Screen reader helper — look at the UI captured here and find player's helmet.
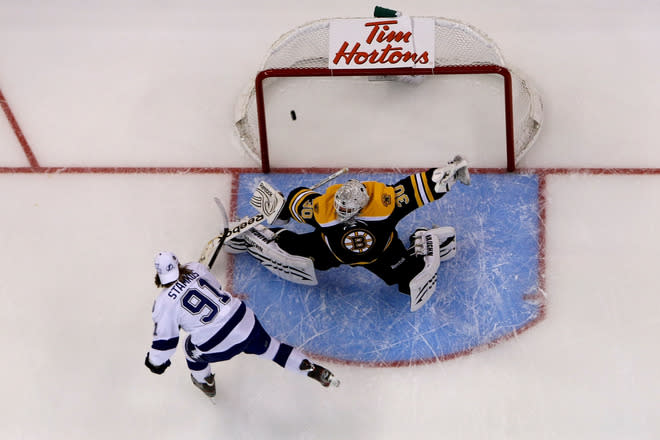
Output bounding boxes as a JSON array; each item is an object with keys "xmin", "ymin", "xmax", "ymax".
[
  {"xmin": 154, "ymin": 251, "xmax": 180, "ymax": 284},
  {"xmin": 334, "ymin": 180, "xmax": 369, "ymax": 221}
]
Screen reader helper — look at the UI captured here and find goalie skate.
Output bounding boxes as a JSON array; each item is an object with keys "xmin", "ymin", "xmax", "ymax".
[
  {"xmin": 408, "ymin": 226, "xmax": 456, "ymax": 312},
  {"xmin": 300, "ymin": 359, "xmax": 340, "ymax": 388}
]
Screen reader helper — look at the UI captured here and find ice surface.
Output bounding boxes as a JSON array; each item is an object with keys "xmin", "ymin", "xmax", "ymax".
[{"xmin": 1, "ymin": 1, "xmax": 659, "ymax": 439}]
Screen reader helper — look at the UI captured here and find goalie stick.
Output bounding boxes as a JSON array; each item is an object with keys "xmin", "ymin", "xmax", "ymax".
[
  {"xmin": 199, "ymin": 168, "xmax": 349, "ymax": 266},
  {"xmin": 307, "ymin": 167, "xmax": 349, "ymax": 191}
]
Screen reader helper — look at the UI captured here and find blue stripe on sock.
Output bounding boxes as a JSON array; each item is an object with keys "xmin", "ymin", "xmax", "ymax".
[{"xmin": 273, "ymin": 344, "xmax": 294, "ymax": 368}]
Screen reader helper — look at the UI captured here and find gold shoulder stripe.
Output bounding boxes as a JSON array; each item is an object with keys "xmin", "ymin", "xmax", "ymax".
[
  {"xmin": 420, "ymin": 171, "xmax": 435, "ymax": 202},
  {"xmin": 410, "ymin": 175, "xmax": 423, "ymax": 207}
]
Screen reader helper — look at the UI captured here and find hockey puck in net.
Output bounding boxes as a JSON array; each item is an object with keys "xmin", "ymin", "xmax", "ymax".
[{"xmin": 290, "ymin": 110, "xmax": 297, "ymax": 121}]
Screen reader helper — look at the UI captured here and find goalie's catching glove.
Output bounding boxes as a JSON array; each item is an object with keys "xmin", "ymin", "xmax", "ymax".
[{"xmin": 431, "ymin": 155, "xmax": 471, "ymax": 193}]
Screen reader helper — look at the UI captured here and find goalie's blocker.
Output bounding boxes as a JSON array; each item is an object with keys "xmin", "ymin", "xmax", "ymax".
[{"xmin": 250, "ymin": 181, "xmax": 286, "ymax": 224}]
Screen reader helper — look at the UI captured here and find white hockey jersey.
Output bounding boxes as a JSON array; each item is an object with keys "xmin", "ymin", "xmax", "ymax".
[{"xmin": 148, "ymin": 262, "xmax": 252, "ymax": 366}]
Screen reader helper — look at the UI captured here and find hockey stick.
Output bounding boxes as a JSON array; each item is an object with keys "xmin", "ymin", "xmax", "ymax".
[
  {"xmin": 200, "ymin": 168, "xmax": 349, "ymax": 265},
  {"xmin": 199, "ymin": 197, "xmax": 230, "ymax": 268},
  {"xmin": 207, "ymin": 197, "xmax": 230, "ymax": 269},
  {"xmin": 308, "ymin": 167, "xmax": 349, "ymax": 191}
]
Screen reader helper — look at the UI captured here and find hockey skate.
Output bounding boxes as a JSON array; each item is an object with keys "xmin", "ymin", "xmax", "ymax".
[
  {"xmin": 299, "ymin": 359, "xmax": 340, "ymax": 388},
  {"xmin": 191, "ymin": 373, "xmax": 216, "ymax": 398}
]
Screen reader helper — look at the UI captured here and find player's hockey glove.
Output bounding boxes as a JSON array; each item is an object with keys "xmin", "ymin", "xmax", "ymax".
[{"xmin": 144, "ymin": 353, "xmax": 171, "ymax": 375}]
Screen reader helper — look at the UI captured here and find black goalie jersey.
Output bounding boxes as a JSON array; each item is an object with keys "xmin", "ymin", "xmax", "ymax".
[{"xmin": 279, "ymin": 169, "xmax": 448, "ymax": 266}]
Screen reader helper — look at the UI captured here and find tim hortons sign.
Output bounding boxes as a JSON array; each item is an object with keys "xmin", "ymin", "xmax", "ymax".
[{"xmin": 328, "ymin": 17, "xmax": 435, "ymax": 69}]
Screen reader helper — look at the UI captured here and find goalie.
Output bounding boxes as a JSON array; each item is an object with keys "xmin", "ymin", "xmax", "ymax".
[{"xmin": 227, "ymin": 156, "xmax": 471, "ymax": 311}]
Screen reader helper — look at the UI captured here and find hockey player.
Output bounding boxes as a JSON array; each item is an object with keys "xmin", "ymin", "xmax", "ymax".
[
  {"xmin": 227, "ymin": 155, "xmax": 471, "ymax": 311},
  {"xmin": 144, "ymin": 251, "xmax": 339, "ymax": 398}
]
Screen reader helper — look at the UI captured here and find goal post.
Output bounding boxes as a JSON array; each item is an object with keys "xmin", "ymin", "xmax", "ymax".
[{"xmin": 235, "ymin": 16, "xmax": 543, "ymax": 173}]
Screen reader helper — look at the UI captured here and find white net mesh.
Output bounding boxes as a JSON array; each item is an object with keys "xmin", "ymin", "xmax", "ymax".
[{"xmin": 235, "ymin": 17, "xmax": 542, "ymax": 170}]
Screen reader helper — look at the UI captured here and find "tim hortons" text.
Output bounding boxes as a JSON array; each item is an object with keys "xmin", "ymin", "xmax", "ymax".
[{"xmin": 332, "ymin": 20, "xmax": 430, "ymax": 66}]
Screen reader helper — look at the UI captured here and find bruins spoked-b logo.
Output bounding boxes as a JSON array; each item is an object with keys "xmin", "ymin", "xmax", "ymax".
[{"xmin": 342, "ymin": 229, "xmax": 375, "ymax": 254}]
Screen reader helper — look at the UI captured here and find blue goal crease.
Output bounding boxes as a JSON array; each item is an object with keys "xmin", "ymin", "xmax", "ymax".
[{"xmin": 231, "ymin": 172, "xmax": 542, "ymax": 365}]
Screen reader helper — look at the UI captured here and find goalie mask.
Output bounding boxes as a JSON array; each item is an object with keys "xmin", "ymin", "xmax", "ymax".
[{"xmin": 334, "ymin": 180, "xmax": 369, "ymax": 221}]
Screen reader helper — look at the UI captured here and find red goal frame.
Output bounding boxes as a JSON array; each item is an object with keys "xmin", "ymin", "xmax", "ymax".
[{"xmin": 253, "ymin": 65, "xmax": 515, "ymax": 173}]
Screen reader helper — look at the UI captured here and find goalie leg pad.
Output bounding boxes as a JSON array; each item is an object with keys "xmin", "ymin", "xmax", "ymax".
[
  {"xmin": 411, "ymin": 226, "xmax": 457, "ymax": 262},
  {"xmin": 408, "ymin": 226, "xmax": 456, "ymax": 312},
  {"xmin": 225, "ymin": 236, "xmax": 248, "ymax": 254},
  {"xmin": 243, "ymin": 226, "xmax": 318, "ymax": 286},
  {"xmin": 223, "ymin": 215, "xmax": 269, "ymax": 254}
]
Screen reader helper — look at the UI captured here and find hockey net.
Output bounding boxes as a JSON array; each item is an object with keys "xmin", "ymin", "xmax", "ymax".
[{"xmin": 235, "ymin": 17, "xmax": 543, "ymax": 172}]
